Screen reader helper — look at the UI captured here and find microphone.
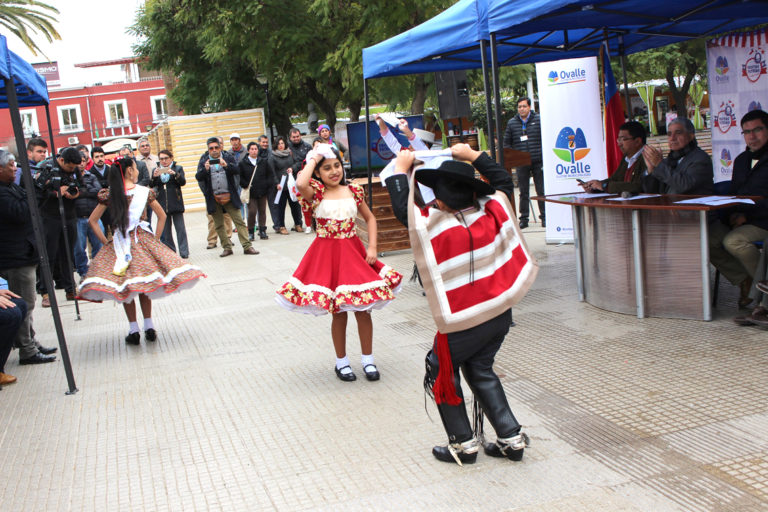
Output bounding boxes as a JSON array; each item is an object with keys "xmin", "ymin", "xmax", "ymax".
[{"xmin": 621, "ymin": 191, "xmax": 638, "ymax": 199}]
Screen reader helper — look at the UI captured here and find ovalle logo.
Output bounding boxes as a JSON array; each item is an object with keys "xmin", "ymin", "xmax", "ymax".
[
  {"xmin": 553, "ymin": 127, "xmax": 592, "ymax": 177},
  {"xmin": 714, "ymin": 100, "xmax": 737, "ymax": 134},
  {"xmin": 715, "ymin": 55, "xmax": 730, "ymax": 83},
  {"xmin": 547, "ymin": 70, "xmax": 559, "ymax": 84},
  {"xmin": 719, "ymin": 147, "xmax": 734, "ymax": 177},
  {"xmin": 742, "ymin": 48, "xmax": 767, "ymax": 83},
  {"xmin": 547, "ymin": 66, "xmax": 587, "ymax": 86}
]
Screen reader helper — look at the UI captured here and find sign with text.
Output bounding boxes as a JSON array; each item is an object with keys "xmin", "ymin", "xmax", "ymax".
[
  {"xmin": 707, "ymin": 28, "xmax": 768, "ymax": 184},
  {"xmin": 536, "ymin": 57, "xmax": 606, "ymax": 243},
  {"xmin": 32, "ymin": 61, "xmax": 60, "ymax": 85}
]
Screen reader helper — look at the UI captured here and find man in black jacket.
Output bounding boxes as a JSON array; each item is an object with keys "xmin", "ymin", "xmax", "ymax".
[
  {"xmin": 503, "ymin": 97, "xmax": 545, "ymax": 229},
  {"xmin": 35, "ymin": 147, "xmax": 82, "ymax": 306},
  {"xmin": 710, "ymin": 110, "xmax": 768, "ymax": 308},
  {"xmin": 0, "ymin": 149, "xmax": 56, "ymax": 365},
  {"xmin": 196, "ymin": 137, "xmax": 258, "ymax": 257},
  {"xmin": 152, "ymin": 149, "xmax": 189, "ymax": 258}
]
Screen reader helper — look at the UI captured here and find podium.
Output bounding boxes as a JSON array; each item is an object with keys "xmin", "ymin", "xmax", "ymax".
[{"xmin": 353, "ymin": 177, "xmax": 410, "ymax": 253}]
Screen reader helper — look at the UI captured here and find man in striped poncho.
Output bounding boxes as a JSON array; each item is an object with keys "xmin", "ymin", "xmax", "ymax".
[{"xmin": 387, "ymin": 144, "xmax": 538, "ymax": 466}]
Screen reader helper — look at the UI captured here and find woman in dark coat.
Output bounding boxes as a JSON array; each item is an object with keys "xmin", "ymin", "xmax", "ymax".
[
  {"xmin": 239, "ymin": 141, "xmax": 275, "ymax": 240},
  {"xmin": 270, "ymin": 136, "xmax": 303, "ymax": 234},
  {"xmin": 151, "ymin": 149, "xmax": 189, "ymax": 258}
]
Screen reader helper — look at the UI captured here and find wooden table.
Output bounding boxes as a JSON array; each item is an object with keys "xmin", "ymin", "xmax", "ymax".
[
  {"xmin": 352, "ymin": 177, "xmax": 410, "ymax": 253},
  {"xmin": 537, "ymin": 193, "xmax": 757, "ymax": 321}
]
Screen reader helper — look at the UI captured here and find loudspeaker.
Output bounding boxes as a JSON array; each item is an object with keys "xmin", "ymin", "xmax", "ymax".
[{"xmin": 435, "ymin": 71, "xmax": 471, "ymax": 120}]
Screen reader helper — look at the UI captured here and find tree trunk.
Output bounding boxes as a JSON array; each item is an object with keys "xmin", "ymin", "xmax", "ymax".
[
  {"xmin": 411, "ymin": 74, "xmax": 427, "ymax": 114},
  {"xmin": 347, "ymin": 99, "xmax": 362, "ymax": 123},
  {"xmin": 162, "ymin": 71, "xmax": 181, "ymax": 116}
]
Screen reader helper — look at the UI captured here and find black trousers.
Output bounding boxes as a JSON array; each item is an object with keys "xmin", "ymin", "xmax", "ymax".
[
  {"xmin": 427, "ymin": 309, "xmax": 521, "ymax": 443},
  {"xmin": 0, "ymin": 297, "xmax": 26, "ymax": 373},
  {"xmin": 37, "ymin": 214, "xmax": 77, "ymax": 295},
  {"xmin": 517, "ymin": 162, "xmax": 545, "ymax": 222}
]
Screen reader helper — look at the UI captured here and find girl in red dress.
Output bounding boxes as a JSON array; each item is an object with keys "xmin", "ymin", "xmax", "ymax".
[
  {"xmin": 78, "ymin": 157, "xmax": 205, "ymax": 345},
  {"xmin": 276, "ymin": 144, "xmax": 402, "ymax": 382}
]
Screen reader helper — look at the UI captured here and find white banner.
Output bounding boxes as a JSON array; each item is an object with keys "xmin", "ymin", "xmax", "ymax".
[
  {"xmin": 707, "ymin": 28, "xmax": 768, "ymax": 184},
  {"xmin": 536, "ymin": 57, "xmax": 607, "ymax": 243}
]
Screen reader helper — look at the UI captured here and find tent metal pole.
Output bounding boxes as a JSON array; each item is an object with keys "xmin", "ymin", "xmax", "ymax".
[
  {"xmin": 45, "ymin": 104, "xmax": 55, "ymax": 153},
  {"xmin": 479, "ymin": 40, "xmax": 496, "ymax": 159},
  {"xmin": 490, "ymin": 33, "xmax": 505, "ymax": 171},
  {"xmin": 364, "ymin": 78, "xmax": 372, "ymax": 209},
  {"xmin": 618, "ymin": 35, "xmax": 632, "ymax": 119},
  {"xmin": 4, "ymin": 79, "xmax": 78, "ymax": 395}
]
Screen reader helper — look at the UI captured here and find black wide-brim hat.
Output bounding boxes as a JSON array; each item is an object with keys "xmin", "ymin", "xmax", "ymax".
[{"xmin": 415, "ymin": 160, "xmax": 495, "ymax": 196}]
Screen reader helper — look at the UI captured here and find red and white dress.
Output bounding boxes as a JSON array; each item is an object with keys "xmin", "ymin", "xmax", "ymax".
[
  {"xmin": 78, "ymin": 185, "xmax": 206, "ymax": 303},
  {"xmin": 276, "ymin": 180, "xmax": 402, "ymax": 315}
]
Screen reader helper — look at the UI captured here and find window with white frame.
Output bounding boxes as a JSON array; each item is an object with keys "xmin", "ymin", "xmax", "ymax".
[
  {"xmin": 150, "ymin": 95, "xmax": 168, "ymax": 120},
  {"xmin": 20, "ymin": 109, "xmax": 39, "ymax": 137},
  {"xmin": 57, "ymin": 104, "xmax": 82, "ymax": 133},
  {"xmin": 104, "ymin": 99, "xmax": 129, "ymax": 128}
]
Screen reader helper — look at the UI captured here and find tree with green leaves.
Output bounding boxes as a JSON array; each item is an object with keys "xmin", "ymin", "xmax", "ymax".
[
  {"xmin": 0, "ymin": 0, "xmax": 60, "ymax": 56},
  {"xmin": 624, "ymin": 39, "xmax": 706, "ymax": 119},
  {"xmin": 131, "ymin": 0, "xmax": 452, "ymax": 132}
]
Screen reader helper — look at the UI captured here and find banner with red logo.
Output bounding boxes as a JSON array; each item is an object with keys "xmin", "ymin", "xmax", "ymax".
[
  {"xmin": 535, "ymin": 57, "xmax": 606, "ymax": 243},
  {"xmin": 707, "ymin": 28, "xmax": 768, "ymax": 184}
]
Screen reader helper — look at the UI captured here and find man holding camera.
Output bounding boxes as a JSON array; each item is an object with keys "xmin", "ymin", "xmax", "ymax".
[
  {"xmin": 196, "ymin": 137, "xmax": 258, "ymax": 257},
  {"xmin": 35, "ymin": 147, "xmax": 82, "ymax": 307},
  {"xmin": 74, "ymin": 148, "xmax": 107, "ymax": 279}
]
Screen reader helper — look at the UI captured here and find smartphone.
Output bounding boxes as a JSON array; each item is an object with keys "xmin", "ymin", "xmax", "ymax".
[
  {"xmin": 209, "ymin": 158, "xmax": 220, "ymax": 165},
  {"xmin": 576, "ymin": 179, "xmax": 586, "ymax": 185}
]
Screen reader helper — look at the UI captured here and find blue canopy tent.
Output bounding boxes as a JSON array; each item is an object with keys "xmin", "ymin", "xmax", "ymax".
[
  {"xmin": 362, "ymin": 0, "xmax": 768, "ymax": 170},
  {"xmin": 1, "ymin": 34, "xmax": 78, "ymax": 394}
]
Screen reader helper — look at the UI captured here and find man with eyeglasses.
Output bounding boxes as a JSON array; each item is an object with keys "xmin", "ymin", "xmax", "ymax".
[
  {"xmin": 580, "ymin": 121, "xmax": 647, "ymax": 194},
  {"xmin": 195, "ymin": 137, "xmax": 258, "ymax": 257},
  {"xmin": 709, "ymin": 109, "xmax": 768, "ymax": 309}
]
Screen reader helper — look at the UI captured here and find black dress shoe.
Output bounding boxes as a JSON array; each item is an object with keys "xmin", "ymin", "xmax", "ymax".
[
  {"xmin": 432, "ymin": 442, "xmax": 478, "ymax": 465},
  {"xmin": 19, "ymin": 352, "xmax": 56, "ymax": 365},
  {"xmin": 334, "ymin": 365, "xmax": 356, "ymax": 382},
  {"xmin": 519, "ymin": 220, "xmax": 529, "ymax": 229},
  {"xmin": 362, "ymin": 363, "xmax": 380, "ymax": 381},
  {"xmin": 483, "ymin": 432, "xmax": 529, "ymax": 461},
  {"xmin": 145, "ymin": 329, "xmax": 157, "ymax": 342},
  {"xmin": 37, "ymin": 345, "xmax": 58, "ymax": 355},
  {"xmin": 125, "ymin": 332, "xmax": 141, "ymax": 345}
]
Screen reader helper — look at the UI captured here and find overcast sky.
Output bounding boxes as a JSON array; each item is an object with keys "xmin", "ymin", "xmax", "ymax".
[{"xmin": 7, "ymin": 0, "xmax": 145, "ymax": 88}]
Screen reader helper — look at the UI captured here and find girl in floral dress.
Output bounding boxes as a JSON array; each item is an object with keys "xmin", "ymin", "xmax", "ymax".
[
  {"xmin": 78, "ymin": 157, "xmax": 205, "ymax": 345},
  {"xmin": 276, "ymin": 144, "xmax": 402, "ymax": 382}
]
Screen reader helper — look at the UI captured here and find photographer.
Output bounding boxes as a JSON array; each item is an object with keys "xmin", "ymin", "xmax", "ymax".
[
  {"xmin": 152, "ymin": 149, "xmax": 189, "ymax": 258},
  {"xmin": 35, "ymin": 147, "xmax": 82, "ymax": 306}
]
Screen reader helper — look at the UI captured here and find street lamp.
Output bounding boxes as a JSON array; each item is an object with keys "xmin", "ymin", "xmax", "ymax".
[{"xmin": 256, "ymin": 75, "xmax": 273, "ymax": 141}]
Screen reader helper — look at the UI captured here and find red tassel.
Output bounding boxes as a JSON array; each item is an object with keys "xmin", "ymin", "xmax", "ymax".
[{"xmin": 432, "ymin": 331, "xmax": 462, "ymax": 405}]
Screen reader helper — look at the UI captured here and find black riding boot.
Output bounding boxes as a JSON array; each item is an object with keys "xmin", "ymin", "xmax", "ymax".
[
  {"xmin": 258, "ymin": 227, "xmax": 268, "ymax": 240},
  {"xmin": 464, "ymin": 363, "xmax": 527, "ymax": 461},
  {"xmin": 425, "ymin": 351, "xmax": 478, "ymax": 465}
]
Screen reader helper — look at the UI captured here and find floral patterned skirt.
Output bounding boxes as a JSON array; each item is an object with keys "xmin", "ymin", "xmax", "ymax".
[
  {"xmin": 276, "ymin": 235, "xmax": 402, "ymax": 315},
  {"xmin": 78, "ymin": 228, "xmax": 205, "ymax": 303}
]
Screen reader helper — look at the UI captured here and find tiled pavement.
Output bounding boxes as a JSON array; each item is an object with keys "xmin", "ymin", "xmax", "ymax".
[{"xmin": 1, "ymin": 212, "xmax": 767, "ymax": 511}]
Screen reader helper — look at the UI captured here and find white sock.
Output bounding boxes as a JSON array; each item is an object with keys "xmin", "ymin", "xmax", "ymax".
[
  {"xmin": 144, "ymin": 318, "xmax": 154, "ymax": 331},
  {"xmin": 128, "ymin": 322, "xmax": 140, "ymax": 334},
  {"xmin": 361, "ymin": 354, "xmax": 375, "ymax": 368},
  {"xmin": 336, "ymin": 356, "xmax": 352, "ymax": 374}
]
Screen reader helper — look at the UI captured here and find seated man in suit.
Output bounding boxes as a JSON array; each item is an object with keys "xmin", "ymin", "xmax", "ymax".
[
  {"xmin": 580, "ymin": 121, "xmax": 647, "ymax": 194},
  {"xmin": 641, "ymin": 117, "xmax": 714, "ymax": 195},
  {"xmin": 710, "ymin": 109, "xmax": 768, "ymax": 309}
]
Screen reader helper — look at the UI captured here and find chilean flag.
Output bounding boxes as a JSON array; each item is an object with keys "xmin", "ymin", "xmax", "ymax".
[{"xmin": 602, "ymin": 43, "xmax": 625, "ymax": 173}]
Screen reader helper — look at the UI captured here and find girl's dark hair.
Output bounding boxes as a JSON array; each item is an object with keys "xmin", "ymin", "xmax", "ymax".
[
  {"xmin": 273, "ymin": 136, "xmax": 287, "ymax": 150},
  {"xmin": 312, "ymin": 146, "xmax": 346, "ymax": 186},
  {"xmin": 108, "ymin": 157, "xmax": 134, "ymax": 235}
]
